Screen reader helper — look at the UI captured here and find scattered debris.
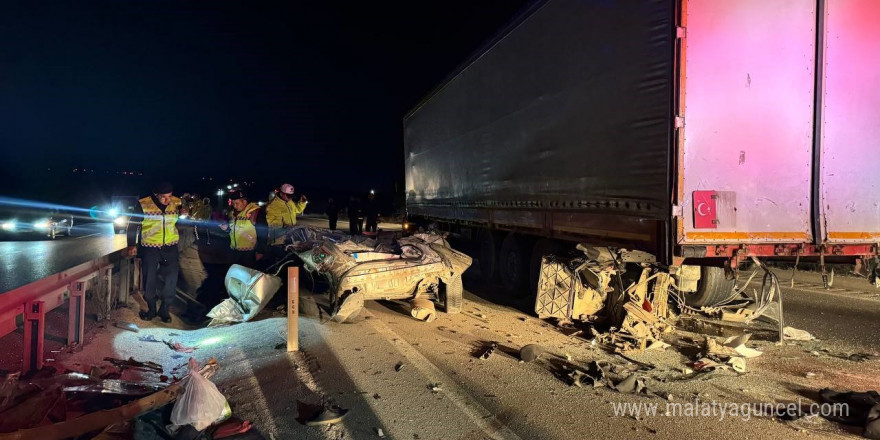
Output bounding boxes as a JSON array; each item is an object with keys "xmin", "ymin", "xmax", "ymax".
[
  {"xmin": 395, "ymin": 362, "xmax": 404, "ymax": 372},
  {"xmin": 478, "ymin": 342, "xmax": 498, "ymax": 360},
  {"xmin": 207, "ymin": 264, "xmax": 283, "ymax": 325},
  {"xmin": 783, "ymin": 326, "xmax": 816, "ymax": 341},
  {"xmin": 805, "ymin": 372, "xmax": 817, "ymax": 379},
  {"xmin": 373, "ymin": 393, "xmax": 381, "ymax": 400},
  {"xmin": 726, "ymin": 357, "xmax": 746, "ymax": 373},
  {"xmin": 410, "ymin": 298, "xmax": 437, "ymax": 322},
  {"xmin": 214, "ymin": 419, "xmax": 254, "ymax": 438},
  {"xmin": 165, "ymin": 341, "xmax": 198, "ymax": 353},
  {"xmin": 428, "ymin": 383, "xmax": 442, "ymax": 393},
  {"xmin": 304, "ymin": 406, "xmax": 349, "ymax": 426},
  {"xmin": 138, "ymin": 335, "xmax": 162, "ymax": 343},
  {"xmin": 376, "ymin": 427, "xmax": 386, "ymax": 438},
  {"xmin": 113, "ymin": 321, "xmax": 140, "ymax": 333},
  {"xmin": 708, "ymin": 334, "xmax": 763, "ymax": 359},
  {"xmin": 103, "ymin": 357, "xmax": 163, "ymax": 374}
]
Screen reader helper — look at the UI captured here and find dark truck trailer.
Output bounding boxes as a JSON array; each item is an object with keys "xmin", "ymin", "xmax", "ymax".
[{"xmin": 404, "ymin": 0, "xmax": 880, "ymax": 304}]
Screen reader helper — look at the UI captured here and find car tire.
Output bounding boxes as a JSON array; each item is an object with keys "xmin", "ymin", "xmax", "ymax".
[{"xmin": 440, "ymin": 275, "xmax": 463, "ymax": 314}]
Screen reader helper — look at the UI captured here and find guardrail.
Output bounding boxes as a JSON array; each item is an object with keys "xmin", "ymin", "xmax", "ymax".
[{"xmin": 0, "ymin": 248, "xmax": 141, "ymax": 372}]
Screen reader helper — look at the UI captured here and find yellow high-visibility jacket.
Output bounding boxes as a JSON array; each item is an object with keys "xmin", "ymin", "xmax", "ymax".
[{"xmin": 266, "ymin": 196, "xmax": 306, "ymax": 245}]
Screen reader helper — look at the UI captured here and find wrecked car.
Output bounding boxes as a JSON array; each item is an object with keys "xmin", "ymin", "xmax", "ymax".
[{"xmin": 293, "ymin": 229, "xmax": 472, "ymax": 322}]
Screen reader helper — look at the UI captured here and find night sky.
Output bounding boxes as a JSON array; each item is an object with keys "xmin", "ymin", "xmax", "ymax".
[{"xmin": 0, "ymin": 1, "xmax": 529, "ymax": 208}]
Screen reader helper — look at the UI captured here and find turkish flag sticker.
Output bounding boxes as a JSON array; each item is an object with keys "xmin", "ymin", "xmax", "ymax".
[{"xmin": 693, "ymin": 190, "xmax": 717, "ymax": 229}]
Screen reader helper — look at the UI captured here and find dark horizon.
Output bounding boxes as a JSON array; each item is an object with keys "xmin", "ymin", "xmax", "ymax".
[{"xmin": 0, "ymin": 1, "xmax": 531, "ymax": 209}]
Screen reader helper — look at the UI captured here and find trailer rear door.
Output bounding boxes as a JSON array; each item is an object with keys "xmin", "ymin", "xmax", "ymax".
[
  {"xmin": 818, "ymin": 0, "xmax": 880, "ymax": 244},
  {"xmin": 679, "ymin": 0, "xmax": 817, "ymax": 244}
]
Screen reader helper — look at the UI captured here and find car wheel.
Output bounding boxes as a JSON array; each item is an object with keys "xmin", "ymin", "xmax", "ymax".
[{"xmin": 439, "ymin": 275, "xmax": 463, "ymax": 314}]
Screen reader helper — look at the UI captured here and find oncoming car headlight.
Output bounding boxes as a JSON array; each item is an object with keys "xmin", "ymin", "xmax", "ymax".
[
  {"xmin": 114, "ymin": 217, "xmax": 128, "ymax": 226},
  {"xmin": 1, "ymin": 221, "xmax": 16, "ymax": 231},
  {"xmin": 33, "ymin": 220, "xmax": 51, "ymax": 230}
]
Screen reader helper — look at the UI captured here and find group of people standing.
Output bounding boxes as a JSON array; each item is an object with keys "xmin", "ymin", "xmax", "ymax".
[
  {"xmin": 331, "ymin": 192, "xmax": 379, "ymax": 235},
  {"xmin": 125, "ymin": 181, "xmax": 307, "ymax": 322}
]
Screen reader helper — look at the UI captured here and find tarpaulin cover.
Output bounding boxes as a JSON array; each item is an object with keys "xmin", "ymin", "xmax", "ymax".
[{"xmin": 405, "ymin": 0, "xmax": 674, "ymax": 220}]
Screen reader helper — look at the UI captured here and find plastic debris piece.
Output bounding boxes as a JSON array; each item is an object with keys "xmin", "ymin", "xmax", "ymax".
[
  {"xmin": 479, "ymin": 342, "xmax": 498, "ymax": 360},
  {"xmin": 305, "ymin": 407, "xmax": 348, "ymax": 426},
  {"xmin": 727, "ymin": 357, "xmax": 746, "ymax": 373},
  {"xmin": 783, "ymin": 326, "xmax": 816, "ymax": 341},
  {"xmin": 114, "ymin": 321, "xmax": 140, "ymax": 333},
  {"xmin": 376, "ymin": 428, "xmax": 386, "ymax": 438},
  {"xmin": 394, "ymin": 362, "xmax": 404, "ymax": 372}
]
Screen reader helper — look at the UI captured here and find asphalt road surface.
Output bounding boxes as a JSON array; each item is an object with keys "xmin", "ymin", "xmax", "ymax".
[{"xmin": 0, "ymin": 222, "xmax": 126, "ymax": 293}]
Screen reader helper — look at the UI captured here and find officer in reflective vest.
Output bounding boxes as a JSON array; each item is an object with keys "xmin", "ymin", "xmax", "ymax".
[
  {"xmin": 219, "ymin": 190, "xmax": 266, "ymax": 268},
  {"xmin": 126, "ymin": 182, "xmax": 187, "ymax": 323}
]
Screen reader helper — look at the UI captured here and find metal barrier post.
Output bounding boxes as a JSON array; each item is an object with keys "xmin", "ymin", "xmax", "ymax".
[
  {"xmin": 23, "ymin": 301, "xmax": 45, "ymax": 372},
  {"xmin": 104, "ymin": 266, "xmax": 114, "ymax": 318},
  {"xmin": 287, "ymin": 267, "xmax": 299, "ymax": 352},
  {"xmin": 133, "ymin": 258, "xmax": 142, "ymax": 296},
  {"xmin": 68, "ymin": 281, "xmax": 86, "ymax": 346},
  {"xmin": 118, "ymin": 258, "xmax": 131, "ymax": 305}
]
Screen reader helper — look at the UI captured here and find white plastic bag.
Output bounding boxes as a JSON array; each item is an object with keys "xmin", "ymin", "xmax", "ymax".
[{"xmin": 171, "ymin": 359, "xmax": 228, "ymax": 431}]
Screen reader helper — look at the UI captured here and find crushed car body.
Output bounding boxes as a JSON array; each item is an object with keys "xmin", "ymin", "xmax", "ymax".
[{"xmin": 288, "ymin": 227, "xmax": 471, "ymax": 322}]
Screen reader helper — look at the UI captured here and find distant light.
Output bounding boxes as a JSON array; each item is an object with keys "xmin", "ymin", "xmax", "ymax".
[
  {"xmin": 233, "ymin": 183, "xmax": 238, "ymax": 187},
  {"xmin": 179, "ymin": 214, "xmax": 189, "ymax": 220},
  {"xmin": 114, "ymin": 217, "xmax": 127, "ymax": 226},
  {"xmin": 227, "ymin": 185, "xmax": 232, "ymax": 189},
  {"xmin": 258, "ymin": 201, "xmax": 265, "ymax": 207},
  {"xmin": 33, "ymin": 220, "xmax": 50, "ymax": 230},
  {"xmin": 217, "ymin": 190, "xmax": 224, "ymax": 196},
  {"xmin": 370, "ymin": 189, "xmax": 375, "ymax": 195},
  {"xmin": 108, "ymin": 208, "xmax": 119, "ymax": 217},
  {"xmin": 2, "ymin": 221, "xmax": 16, "ymax": 231}
]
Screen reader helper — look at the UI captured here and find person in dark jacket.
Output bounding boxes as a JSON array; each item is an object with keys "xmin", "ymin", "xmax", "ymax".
[
  {"xmin": 364, "ymin": 192, "xmax": 379, "ymax": 234},
  {"xmin": 326, "ymin": 198, "xmax": 341, "ymax": 230}
]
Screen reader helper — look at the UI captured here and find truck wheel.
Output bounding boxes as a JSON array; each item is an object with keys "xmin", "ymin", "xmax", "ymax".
[
  {"xmin": 440, "ymin": 276, "xmax": 463, "ymax": 314},
  {"xmin": 478, "ymin": 229, "xmax": 497, "ymax": 282},
  {"xmin": 684, "ymin": 266, "xmax": 736, "ymax": 308},
  {"xmin": 499, "ymin": 233, "xmax": 529, "ymax": 296},
  {"xmin": 529, "ymin": 239, "xmax": 566, "ymax": 295}
]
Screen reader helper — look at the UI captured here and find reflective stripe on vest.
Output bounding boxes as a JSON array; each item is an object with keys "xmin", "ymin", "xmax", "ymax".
[
  {"xmin": 230, "ymin": 203, "xmax": 260, "ymax": 251},
  {"xmin": 139, "ymin": 196, "xmax": 181, "ymax": 247}
]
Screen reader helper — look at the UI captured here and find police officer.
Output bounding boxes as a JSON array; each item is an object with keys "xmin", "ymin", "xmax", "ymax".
[
  {"xmin": 126, "ymin": 182, "xmax": 187, "ymax": 323},
  {"xmin": 220, "ymin": 190, "xmax": 265, "ymax": 267}
]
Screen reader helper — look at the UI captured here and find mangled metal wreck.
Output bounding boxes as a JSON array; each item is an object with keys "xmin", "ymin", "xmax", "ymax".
[
  {"xmin": 290, "ymin": 228, "xmax": 472, "ymax": 322},
  {"xmin": 535, "ymin": 244, "xmax": 782, "ymax": 353}
]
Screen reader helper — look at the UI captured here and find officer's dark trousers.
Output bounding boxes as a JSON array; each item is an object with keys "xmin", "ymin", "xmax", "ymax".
[{"xmin": 140, "ymin": 245, "xmax": 180, "ymax": 311}]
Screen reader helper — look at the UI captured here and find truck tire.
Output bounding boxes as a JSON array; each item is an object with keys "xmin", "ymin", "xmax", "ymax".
[
  {"xmin": 440, "ymin": 276, "xmax": 463, "ymax": 314},
  {"xmin": 478, "ymin": 229, "xmax": 497, "ymax": 282},
  {"xmin": 499, "ymin": 233, "xmax": 529, "ymax": 296},
  {"xmin": 684, "ymin": 266, "xmax": 736, "ymax": 308},
  {"xmin": 529, "ymin": 239, "xmax": 566, "ymax": 295}
]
